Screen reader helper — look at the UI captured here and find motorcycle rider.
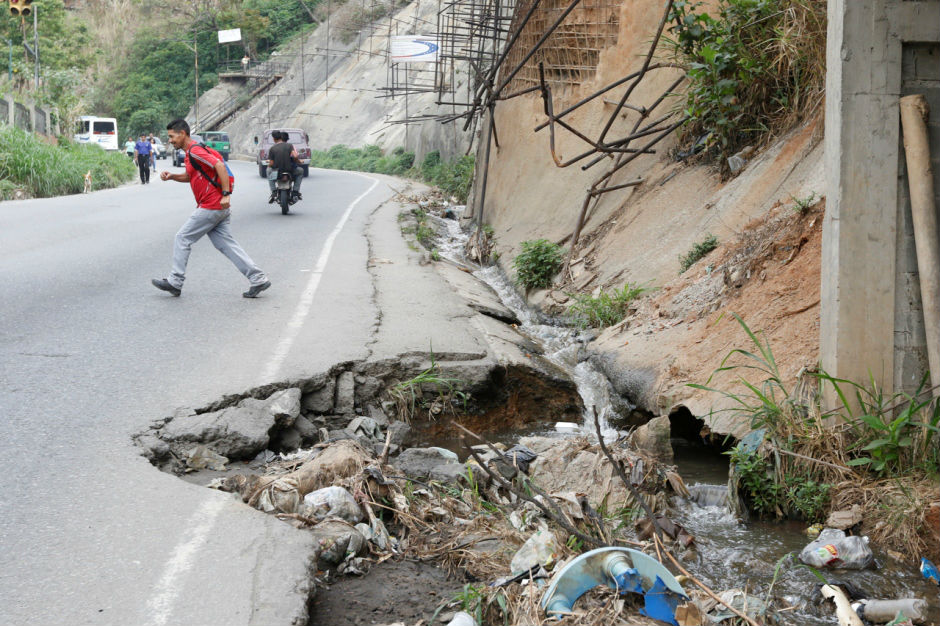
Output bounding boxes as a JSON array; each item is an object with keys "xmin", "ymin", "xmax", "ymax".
[{"xmin": 266, "ymin": 131, "xmax": 303, "ymax": 204}]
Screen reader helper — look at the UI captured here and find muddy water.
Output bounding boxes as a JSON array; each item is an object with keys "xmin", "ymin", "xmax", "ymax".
[{"xmin": 432, "ymin": 211, "xmax": 940, "ymax": 625}]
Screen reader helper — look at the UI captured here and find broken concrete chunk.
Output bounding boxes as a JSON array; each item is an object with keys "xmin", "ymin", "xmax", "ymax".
[
  {"xmin": 160, "ymin": 399, "xmax": 282, "ymax": 459},
  {"xmin": 292, "ymin": 415, "xmax": 318, "ymax": 444},
  {"xmin": 355, "ymin": 375, "xmax": 383, "ymax": 403},
  {"xmin": 632, "ymin": 415, "xmax": 673, "ymax": 461},
  {"xmin": 136, "ymin": 433, "xmax": 171, "ymax": 462},
  {"xmin": 242, "ymin": 387, "xmax": 301, "ymax": 426},
  {"xmin": 273, "ymin": 426, "xmax": 303, "ymax": 453},
  {"xmin": 394, "ymin": 447, "xmax": 461, "ymax": 481},
  {"xmin": 335, "ymin": 371, "xmax": 356, "ymax": 414},
  {"xmin": 429, "ymin": 463, "xmax": 467, "ymax": 485},
  {"xmin": 367, "ymin": 404, "xmax": 390, "ymax": 427},
  {"xmin": 302, "ymin": 377, "xmax": 335, "ymax": 413},
  {"xmin": 387, "ymin": 420, "xmax": 412, "ymax": 446}
]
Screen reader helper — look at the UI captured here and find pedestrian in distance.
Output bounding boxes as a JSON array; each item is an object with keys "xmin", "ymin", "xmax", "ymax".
[
  {"xmin": 149, "ymin": 134, "xmax": 157, "ymax": 172},
  {"xmin": 124, "ymin": 136, "xmax": 135, "ymax": 159},
  {"xmin": 134, "ymin": 133, "xmax": 152, "ymax": 184},
  {"xmin": 241, "ymin": 54, "xmax": 250, "ymax": 72},
  {"xmin": 152, "ymin": 118, "xmax": 271, "ymax": 299}
]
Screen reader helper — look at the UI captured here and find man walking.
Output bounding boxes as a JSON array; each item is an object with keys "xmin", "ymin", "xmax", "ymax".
[
  {"xmin": 152, "ymin": 118, "xmax": 271, "ymax": 299},
  {"xmin": 134, "ymin": 134, "xmax": 152, "ymax": 184}
]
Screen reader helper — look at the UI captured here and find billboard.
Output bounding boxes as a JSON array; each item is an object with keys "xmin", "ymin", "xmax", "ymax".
[
  {"xmin": 390, "ymin": 36, "xmax": 439, "ymax": 63},
  {"xmin": 217, "ymin": 28, "xmax": 242, "ymax": 44}
]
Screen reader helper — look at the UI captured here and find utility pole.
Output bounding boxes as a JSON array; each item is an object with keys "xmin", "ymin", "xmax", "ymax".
[
  {"xmin": 193, "ymin": 28, "xmax": 199, "ymax": 130},
  {"xmin": 32, "ymin": 4, "xmax": 37, "ymax": 89}
]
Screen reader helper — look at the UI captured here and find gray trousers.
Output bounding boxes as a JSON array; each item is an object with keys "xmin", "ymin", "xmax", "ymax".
[
  {"xmin": 268, "ymin": 166, "xmax": 303, "ymax": 193},
  {"xmin": 168, "ymin": 208, "xmax": 268, "ymax": 289}
]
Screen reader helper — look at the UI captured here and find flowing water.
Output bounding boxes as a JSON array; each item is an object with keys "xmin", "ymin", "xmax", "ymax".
[{"xmin": 431, "ymin": 210, "xmax": 940, "ymax": 625}]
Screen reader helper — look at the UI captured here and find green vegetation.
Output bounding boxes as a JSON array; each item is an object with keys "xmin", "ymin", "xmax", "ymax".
[
  {"xmin": 790, "ymin": 191, "xmax": 819, "ymax": 214},
  {"xmin": 566, "ymin": 282, "xmax": 652, "ymax": 329},
  {"xmin": 666, "ymin": 0, "xmax": 827, "ymax": 162},
  {"xmin": 310, "ymin": 144, "xmax": 415, "ymax": 175},
  {"xmin": 728, "ymin": 446, "xmax": 831, "ymax": 521},
  {"xmin": 678, "ymin": 233, "xmax": 718, "ymax": 273},
  {"xmin": 0, "ymin": 125, "xmax": 135, "ymax": 198},
  {"xmin": 400, "ymin": 207, "xmax": 435, "ymax": 248},
  {"xmin": 389, "ymin": 354, "xmax": 468, "ymax": 422},
  {"xmin": 310, "ymin": 145, "xmax": 476, "ymax": 203},
  {"xmin": 692, "ymin": 314, "xmax": 939, "ymax": 526},
  {"xmin": 417, "ymin": 150, "xmax": 475, "ymax": 203},
  {"xmin": 512, "ymin": 239, "xmax": 564, "ymax": 290}
]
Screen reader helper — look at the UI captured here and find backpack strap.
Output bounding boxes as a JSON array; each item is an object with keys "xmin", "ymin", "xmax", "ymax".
[{"xmin": 186, "ymin": 144, "xmax": 223, "ymax": 190}]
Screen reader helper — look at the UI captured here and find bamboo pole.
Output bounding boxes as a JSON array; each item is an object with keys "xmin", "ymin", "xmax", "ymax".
[{"xmin": 899, "ymin": 95, "xmax": 940, "ymax": 399}]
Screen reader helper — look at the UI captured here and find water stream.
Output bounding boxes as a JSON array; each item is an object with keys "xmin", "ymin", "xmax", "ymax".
[{"xmin": 430, "ymin": 210, "xmax": 940, "ymax": 625}]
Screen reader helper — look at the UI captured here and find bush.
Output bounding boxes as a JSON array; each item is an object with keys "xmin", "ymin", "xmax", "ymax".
[
  {"xmin": 310, "ymin": 144, "xmax": 474, "ymax": 201},
  {"xmin": 666, "ymin": 0, "xmax": 827, "ymax": 162},
  {"xmin": 513, "ymin": 239, "xmax": 564, "ymax": 290},
  {"xmin": 678, "ymin": 233, "xmax": 718, "ymax": 273},
  {"xmin": 0, "ymin": 126, "xmax": 136, "ymax": 198},
  {"xmin": 567, "ymin": 283, "xmax": 652, "ymax": 329}
]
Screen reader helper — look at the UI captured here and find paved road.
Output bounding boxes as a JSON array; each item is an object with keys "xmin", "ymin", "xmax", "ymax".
[{"xmin": 0, "ymin": 160, "xmax": 400, "ymax": 625}]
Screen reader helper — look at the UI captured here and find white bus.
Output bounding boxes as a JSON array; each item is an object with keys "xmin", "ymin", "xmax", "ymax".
[{"xmin": 74, "ymin": 116, "xmax": 119, "ymax": 151}]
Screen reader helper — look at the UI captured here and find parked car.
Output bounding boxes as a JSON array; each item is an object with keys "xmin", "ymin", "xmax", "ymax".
[
  {"xmin": 255, "ymin": 128, "xmax": 311, "ymax": 178},
  {"xmin": 201, "ymin": 131, "xmax": 231, "ymax": 161},
  {"xmin": 172, "ymin": 134, "xmax": 202, "ymax": 167},
  {"xmin": 151, "ymin": 137, "xmax": 167, "ymax": 159}
]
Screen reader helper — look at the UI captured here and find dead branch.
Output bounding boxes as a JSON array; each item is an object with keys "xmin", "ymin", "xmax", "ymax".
[{"xmin": 454, "ymin": 424, "xmax": 605, "ymax": 549}]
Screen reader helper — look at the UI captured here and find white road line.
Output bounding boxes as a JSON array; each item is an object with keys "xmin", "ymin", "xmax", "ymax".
[
  {"xmin": 144, "ymin": 173, "xmax": 379, "ymax": 625},
  {"xmin": 261, "ymin": 174, "xmax": 379, "ymax": 382},
  {"xmin": 144, "ymin": 498, "xmax": 226, "ymax": 626}
]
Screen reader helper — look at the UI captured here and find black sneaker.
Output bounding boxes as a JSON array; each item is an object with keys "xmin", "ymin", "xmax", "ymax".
[
  {"xmin": 268, "ymin": 192, "xmax": 277, "ymax": 204},
  {"xmin": 242, "ymin": 281, "xmax": 271, "ymax": 298},
  {"xmin": 293, "ymin": 191, "xmax": 302, "ymax": 201},
  {"xmin": 152, "ymin": 278, "xmax": 181, "ymax": 297}
]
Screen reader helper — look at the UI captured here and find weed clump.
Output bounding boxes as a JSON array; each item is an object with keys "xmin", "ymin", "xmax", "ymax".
[
  {"xmin": 666, "ymin": 0, "xmax": 827, "ymax": 162},
  {"xmin": 512, "ymin": 239, "xmax": 564, "ymax": 290},
  {"xmin": 0, "ymin": 126, "xmax": 136, "ymax": 198},
  {"xmin": 566, "ymin": 283, "xmax": 652, "ymax": 329},
  {"xmin": 678, "ymin": 233, "xmax": 718, "ymax": 273}
]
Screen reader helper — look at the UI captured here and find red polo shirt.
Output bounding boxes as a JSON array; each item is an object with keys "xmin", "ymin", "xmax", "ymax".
[{"xmin": 185, "ymin": 144, "xmax": 232, "ymax": 209}]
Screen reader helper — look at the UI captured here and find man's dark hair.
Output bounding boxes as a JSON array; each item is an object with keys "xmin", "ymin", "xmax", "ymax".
[
  {"xmin": 166, "ymin": 118, "xmax": 191, "ymax": 136},
  {"xmin": 273, "ymin": 130, "xmax": 283, "ymax": 141}
]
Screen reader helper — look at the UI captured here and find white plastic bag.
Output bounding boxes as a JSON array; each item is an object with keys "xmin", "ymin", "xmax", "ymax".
[
  {"xmin": 799, "ymin": 528, "xmax": 873, "ymax": 569},
  {"xmin": 302, "ymin": 486, "xmax": 363, "ymax": 523}
]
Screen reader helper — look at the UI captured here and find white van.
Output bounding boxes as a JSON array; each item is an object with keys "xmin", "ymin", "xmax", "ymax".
[{"xmin": 74, "ymin": 116, "xmax": 119, "ymax": 151}]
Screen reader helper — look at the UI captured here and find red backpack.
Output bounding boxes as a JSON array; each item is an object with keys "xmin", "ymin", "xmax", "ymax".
[{"xmin": 187, "ymin": 143, "xmax": 235, "ymax": 193}]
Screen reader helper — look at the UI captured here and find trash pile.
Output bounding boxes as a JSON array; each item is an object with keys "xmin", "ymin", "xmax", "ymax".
[
  {"xmin": 137, "ymin": 370, "xmax": 938, "ymax": 625},
  {"xmin": 200, "ymin": 423, "xmax": 940, "ymax": 626}
]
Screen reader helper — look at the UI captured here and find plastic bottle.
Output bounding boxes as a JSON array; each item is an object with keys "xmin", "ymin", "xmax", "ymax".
[
  {"xmin": 798, "ymin": 528, "xmax": 874, "ymax": 569},
  {"xmin": 921, "ymin": 557, "xmax": 939, "ymax": 585},
  {"xmin": 853, "ymin": 598, "xmax": 928, "ymax": 624}
]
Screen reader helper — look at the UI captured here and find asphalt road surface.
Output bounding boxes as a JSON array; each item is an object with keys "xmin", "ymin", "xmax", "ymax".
[{"xmin": 0, "ymin": 159, "xmax": 401, "ymax": 625}]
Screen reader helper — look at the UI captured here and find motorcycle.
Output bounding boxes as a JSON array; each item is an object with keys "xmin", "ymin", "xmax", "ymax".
[{"xmin": 274, "ymin": 169, "xmax": 296, "ymax": 215}]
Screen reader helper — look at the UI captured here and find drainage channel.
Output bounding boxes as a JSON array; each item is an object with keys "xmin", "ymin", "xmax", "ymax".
[
  {"xmin": 134, "ymin": 205, "xmax": 939, "ymax": 626},
  {"xmin": 431, "ymin": 207, "xmax": 940, "ymax": 625}
]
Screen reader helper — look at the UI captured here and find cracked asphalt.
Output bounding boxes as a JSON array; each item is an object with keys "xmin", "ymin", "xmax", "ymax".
[{"xmin": 0, "ymin": 161, "xmax": 472, "ymax": 625}]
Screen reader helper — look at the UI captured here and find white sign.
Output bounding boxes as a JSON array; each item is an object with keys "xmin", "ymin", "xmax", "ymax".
[
  {"xmin": 390, "ymin": 36, "xmax": 439, "ymax": 64},
  {"xmin": 217, "ymin": 28, "xmax": 242, "ymax": 44}
]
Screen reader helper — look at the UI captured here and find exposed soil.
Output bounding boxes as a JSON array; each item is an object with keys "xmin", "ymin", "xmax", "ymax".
[{"xmin": 308, "ymin": 559, "xmax": 465, "ymax": 626}]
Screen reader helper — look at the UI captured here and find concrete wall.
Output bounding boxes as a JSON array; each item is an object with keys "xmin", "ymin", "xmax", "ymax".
[
  {"xmin": 0, "ymin": 93, "xmax": 54, "ymax": 135},
  {"xmin": 822, "ymin": 0, "xmax": 940, "ymax": 397}
]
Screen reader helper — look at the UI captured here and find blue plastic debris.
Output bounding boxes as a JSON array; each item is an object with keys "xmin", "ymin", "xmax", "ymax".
[
  {"xmin": 540, "ymin": 547, "xmax": 688, "ymax": 625},
  {"xmin": 921, "ymin": 557, "xmax": 939, "ymax": 586}
]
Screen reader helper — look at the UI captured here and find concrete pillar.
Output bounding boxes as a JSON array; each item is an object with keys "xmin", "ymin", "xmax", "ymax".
[
  {"xmin": 823, "ymin": 1, "xmax": 940, "ymax": 401},
  {"xmin": 822, "ymin": 0, "xmax": 900, "ymax": 395}
]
